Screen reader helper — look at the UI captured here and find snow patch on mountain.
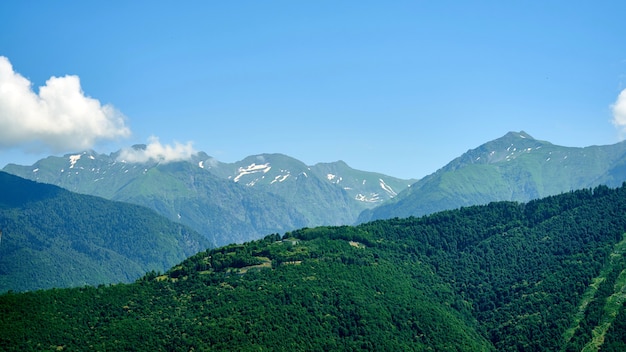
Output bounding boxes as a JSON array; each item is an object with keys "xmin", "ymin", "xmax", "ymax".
[
  {"xmin": 326, "ymin": 173, "xmax": 342, "ymax": 184},
  {"xmin": 271, "ymin": 173, "xmax": 290, "ymax": 184},
  {"xmin": 69, "ymin": 154, "xmax": 81, "ymax": 168},
  {"xmin": 379, "ymin": 179, "xmax": 397, "ymax": 197},
  {"xmin": 234, "ymin": 163, "xmax": 271, "ymax": 183},
  {"xmin": 250, "ymin": 175, "xmax": 267, "ymax": 186},
  {"xmin": 198, "ymin": 161, "xmax": 204, "ymax": 169},
  {"xmin": 355, "ymin": 193, "xmax": 382, "ymax": 203}
]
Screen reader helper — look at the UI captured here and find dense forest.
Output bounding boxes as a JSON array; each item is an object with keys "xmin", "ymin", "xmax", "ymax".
[{"xmin": 2, "ymin": 184, "xmax": 626, "ymax": 350}]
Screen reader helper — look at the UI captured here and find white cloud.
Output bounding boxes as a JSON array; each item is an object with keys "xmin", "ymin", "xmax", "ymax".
[
  {"xmin": 118, "ymin": 136, "xmax": 197, "ymax": 163},
  {"xmin": 204, "ymin": 157, "xmax": 219, "ymax": 168},
  {"xmin": 0, "ymin": 56, "xmax": 130, "ymax": 152},
  {"xmin": 611, "ymin": 89, "xmax": 626, "ymax": 139}
]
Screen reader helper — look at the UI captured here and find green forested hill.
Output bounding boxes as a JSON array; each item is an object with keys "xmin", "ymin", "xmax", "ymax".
[
  {"xmin": 0, "ymin": 171, "xmax": 210, "ymax": 292},
  {"xmin": 2, "ymin": 184, "xmax": 626, "ymax": 350}
]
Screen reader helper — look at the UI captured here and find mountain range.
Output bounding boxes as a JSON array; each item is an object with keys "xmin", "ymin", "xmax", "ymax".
[
  {"xmin": 3, "ymin": 150, "xmax": 415, "ymax": 247},
  {"xmin": 4, "ymin": 131, "xmax": 626, "ymax": 349},
  {"xmin": 5, "ymin": 131, "xmax": 626, "ymax": 249}
]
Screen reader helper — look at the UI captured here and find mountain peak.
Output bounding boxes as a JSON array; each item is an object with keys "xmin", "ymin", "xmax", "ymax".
[
  {"xmin": 438, "ymin": 131, "xmax": 549, "ymax": 172},
  {"xmin": 503, "ymin": 131, "xmax": 534, "ymax": 140},
  {"xmin": 487, "ymin": 131, "xmax": 546, "ymax": 150}
]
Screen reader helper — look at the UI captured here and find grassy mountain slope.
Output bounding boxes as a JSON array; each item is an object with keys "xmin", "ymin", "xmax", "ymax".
[
  {"xmin": 359, "ymin": 131, "xmax": 626, "ymax": 222},
  {"xmin": 2, "ymin": 184, "xmax": 626, "ymax": 350},
  {"xmin": 204, "ymin": 153, "xmax": 362, "ymax": 225},
  {"xmin": 196, "ymin": 152, "xmax": 415, "ymax": 225},
  {"xmin": 105, "ymin": 161, "xmax": 310, "ymax": 247},
  {"xmin": 194, "ymin": 153, "xmax": 415, "ymax": 207},
  {"xmin": 0, "ymin": 171, "xmax": 210, "ymax": 292},
  {"xmin": 3, "ymin": 152, "xmax": 310, "ymax": 247}
]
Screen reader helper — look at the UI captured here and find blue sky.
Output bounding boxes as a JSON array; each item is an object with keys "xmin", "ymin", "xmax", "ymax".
[{"xmin": 1, "ymin": 1, "xmax": 626, "ymax": 179}]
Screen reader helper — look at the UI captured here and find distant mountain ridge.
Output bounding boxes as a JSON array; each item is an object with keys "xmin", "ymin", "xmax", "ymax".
[
  {"xmin": 3, "ymin": 151, "xmax": 415, "ymax": 247},
  {"xmin": 359, "ymin": 131, "xmax": 626, "ymax": 222},
  {"xmin": 193, "ymin": 152, "xmax": 413, "ymax": 205}
]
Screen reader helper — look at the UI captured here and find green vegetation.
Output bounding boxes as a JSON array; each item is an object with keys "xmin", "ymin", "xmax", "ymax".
[
  {"xmin": 562, "ymin": 234, "xmax": 626, "ymax": 350},
  {"xmin": 361, "ymin": 131, "xmax": 626, "ymax": 222},
  {"xmin": 3, "ymin": 152, "xmax": 416, "ymax": 248},
  {"xmin": 0, "ymin": 171, "xmax": 210, "ymax": 292},
  {"xmin": 3, "ymin": 183, "xmax": 626, "ymax": 350}
]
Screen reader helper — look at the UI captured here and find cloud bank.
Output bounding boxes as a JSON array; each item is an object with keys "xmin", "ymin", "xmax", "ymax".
[
  {"xmin": 118, "ymin": 136, "xmax": 197, "ymax": 163},
  {"xmin": 0, "ymin": 56, "xmax": 130, "ymax": 152},
  {"xmin": 611, "ymin": 89, "xmax": 626, "ymax": 139}
]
